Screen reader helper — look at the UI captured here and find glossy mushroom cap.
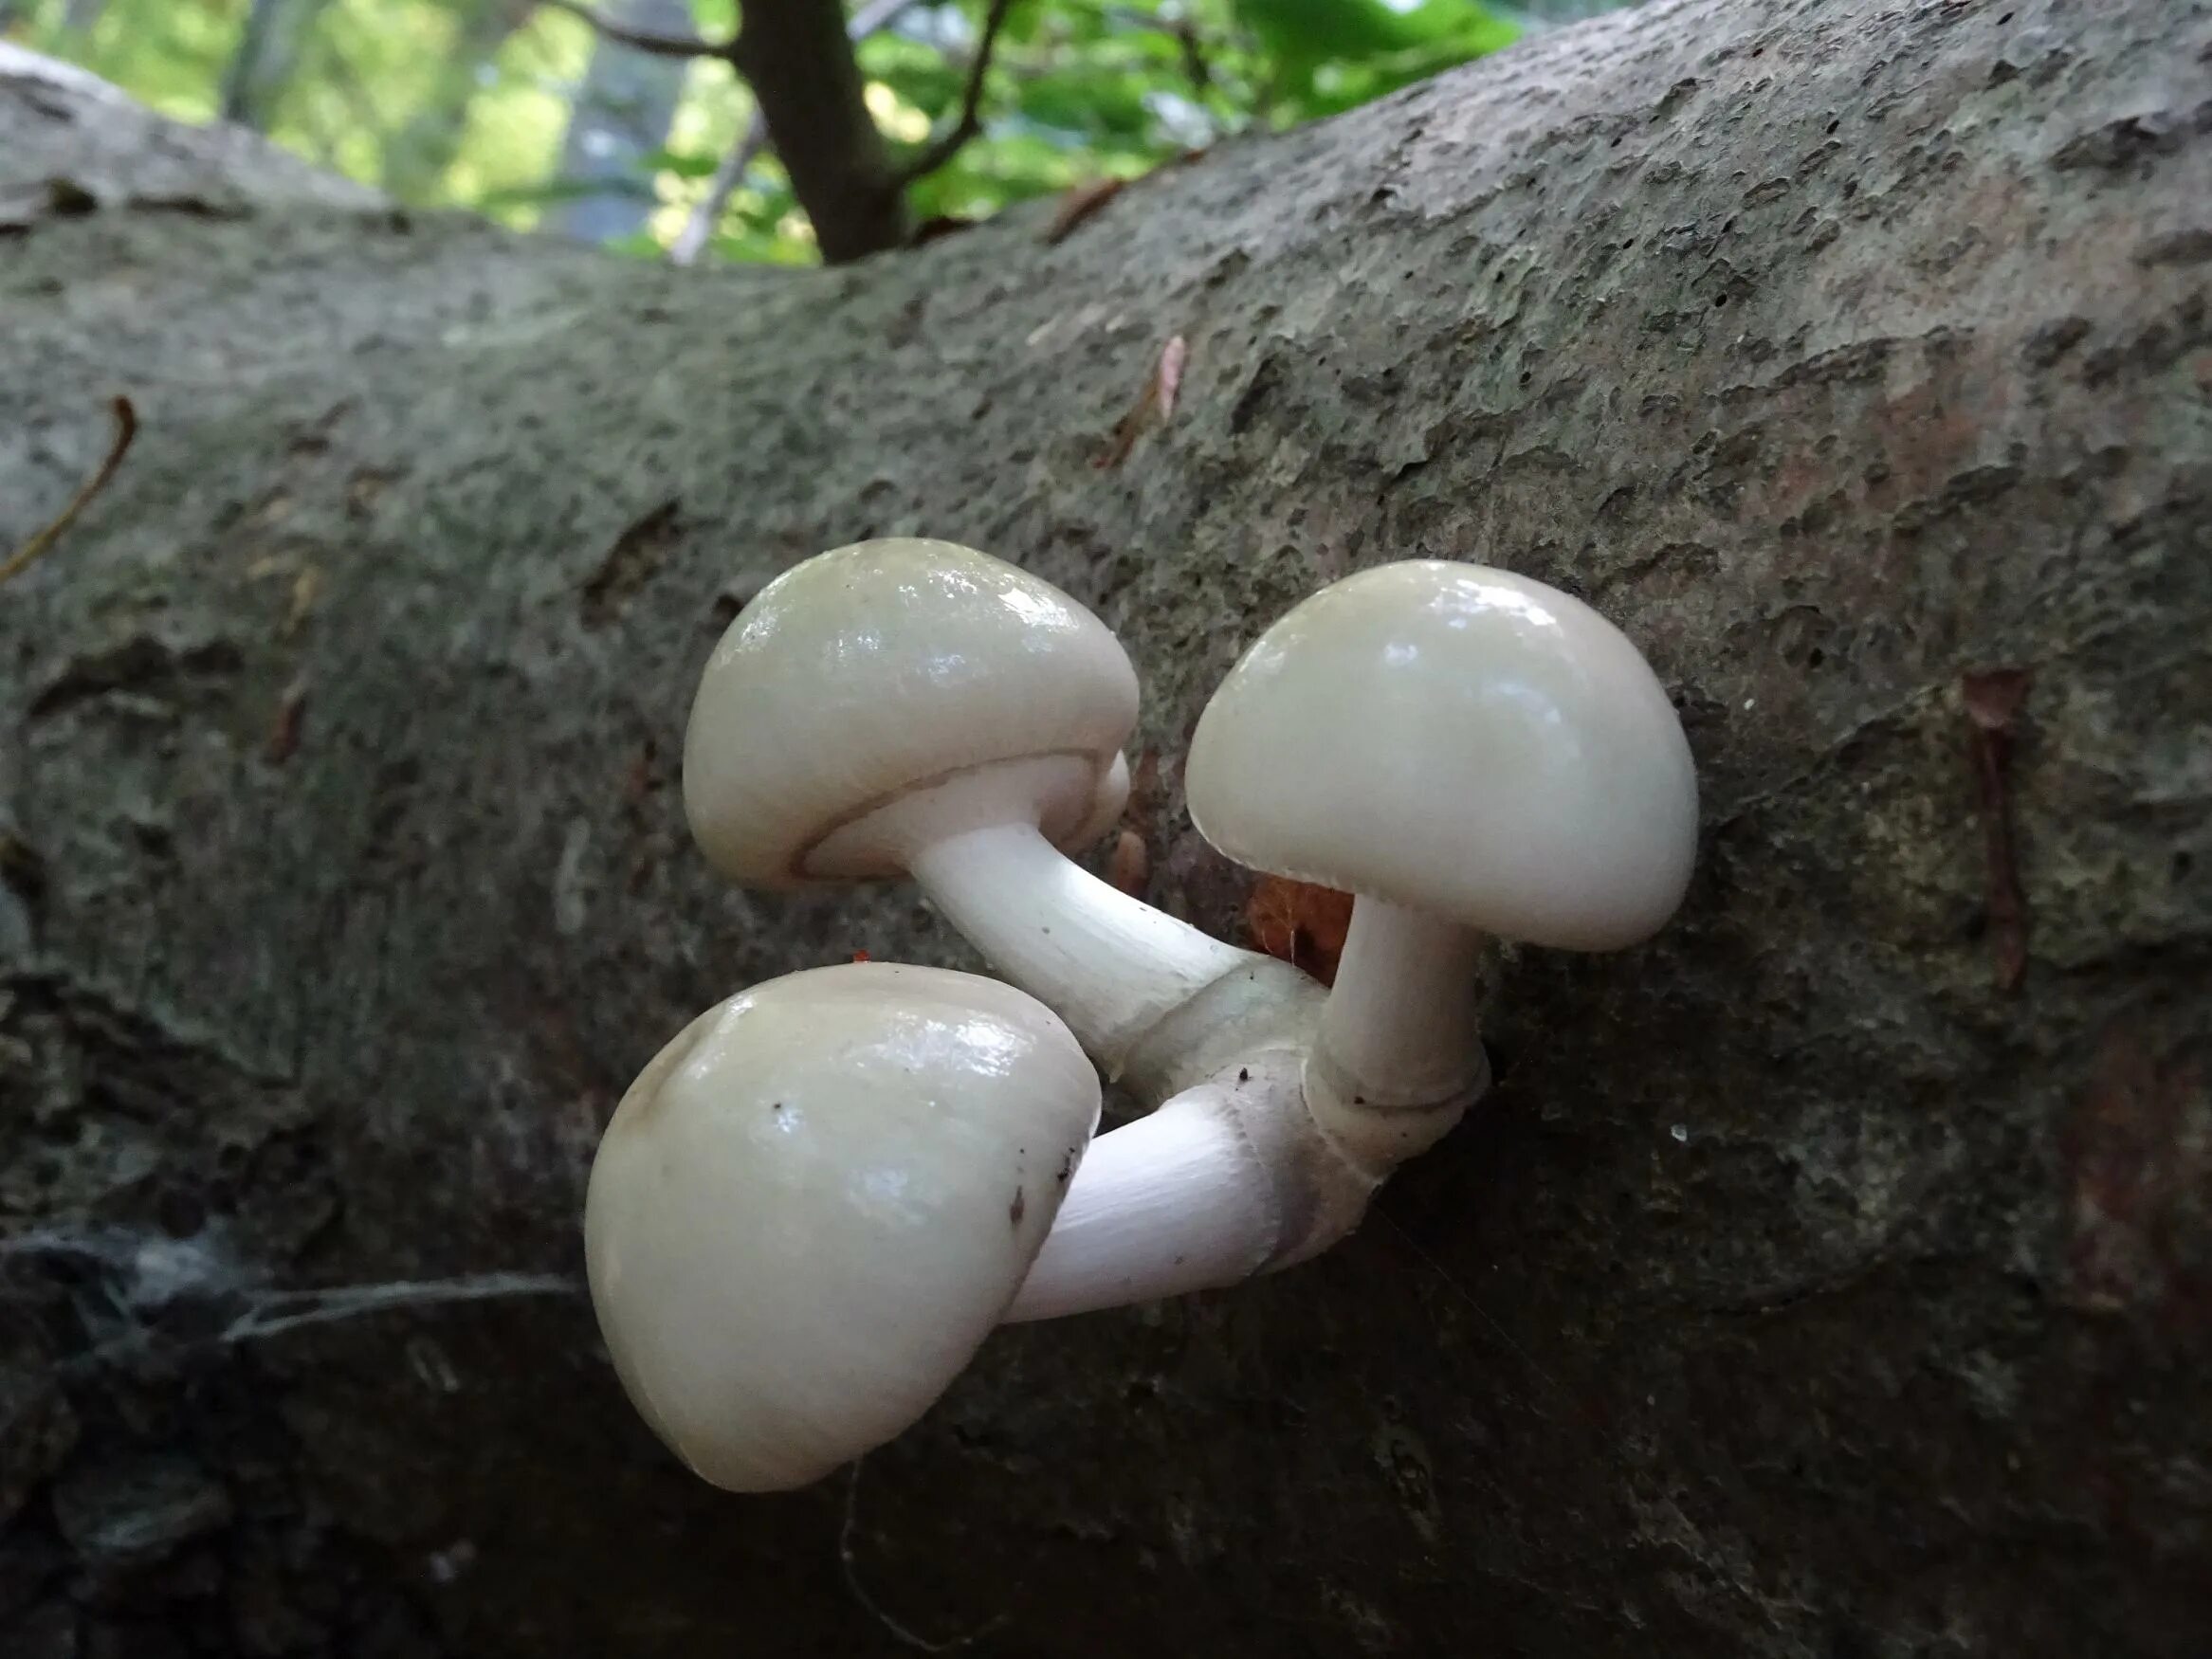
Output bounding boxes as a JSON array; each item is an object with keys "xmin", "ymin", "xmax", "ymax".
[
  {"xmin": 684, "ymin": 539, "xmax": 1138, "ymax": 888},
  {"xmin": 583, "ymin": 963, "xmax": 1101, "ymax": 1492},
  {"xmin": 1186, "ymin": 561, "xmax": 1697, "ymax": 951}
]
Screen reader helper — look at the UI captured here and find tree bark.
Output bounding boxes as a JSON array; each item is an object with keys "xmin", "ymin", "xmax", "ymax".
[{"xmin": 2, "ymin": 2, "xmax": 2207, "ymax": 1655}]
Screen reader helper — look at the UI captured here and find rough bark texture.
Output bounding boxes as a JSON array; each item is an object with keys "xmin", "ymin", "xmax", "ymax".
[{"xmin": 2, "ymin": 2, "xmax": 2208, "ymax": 1655}]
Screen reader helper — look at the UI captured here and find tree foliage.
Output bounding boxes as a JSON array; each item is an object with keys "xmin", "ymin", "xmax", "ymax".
[{"xmin": 5, "ymin": 0, "xmax": 1548, "ymax": 262}]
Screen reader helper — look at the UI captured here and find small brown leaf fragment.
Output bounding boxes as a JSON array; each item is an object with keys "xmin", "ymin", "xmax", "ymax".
[
  {"xmin": 1098, "ymin": 335, "xmax": 1190, "ymax": 469},
  {"xmin": 1962, "ymin": 667, "xmax": 2031, "ymax": 993},
  {"xmin": 266, "ymin": 680, "xmax": 307, "ymax": 764},
  {"xmin": 282, "ymin": 565, "xmax": 322, "ymax": 639},
  {"xmin": 1009, "ymin": 1186, "xmax": 1026, "ymax": 1227},
  {"xmin": 1153, "ymin": 335, "xmax": 1187, "ymax": 424},
  {"xmin": 1042, "ymin": 176, "xmax": 1124, "ymax": 245},
  {"xmin": 1245, "ymin": 875, "xmax": 1356, "ymax": 987},
  {"xmin": 1107, "ymin": 829, "xmax": 1150, "ymax": 896}
]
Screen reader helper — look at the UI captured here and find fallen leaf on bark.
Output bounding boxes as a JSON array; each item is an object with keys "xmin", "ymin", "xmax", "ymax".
[
  {"xmin": 1245, "ymin": 875, "xmax": 1355, "ymax": 987},
  {"xmin": 1098, "ymin": 336, "xmax": 1189, "ymax": 469},
  {"xmin": 1043, "ymin": 177, "xmax": 1124, "ymax": 245}
]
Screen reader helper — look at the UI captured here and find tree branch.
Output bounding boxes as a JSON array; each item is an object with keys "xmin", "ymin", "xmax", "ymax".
[
  {"xmin": 541, "ymin": 0, "xmax": 731, "ymax": 60},
  {"xmin": 668, "ymin": 0, "xmax": 926, "ymax": 267},
  {"xmin": 668, "ymin": 114, "xmax": 767, "ymax": 265},
  {"xmin": 1104, "ymin": 4, "xmax": 1212, "ymax": 96},
  {"xmin": 729, "ymin": 0, "xmax": 911, "ymax": 262},
  {"xmin": 890, "ymin": 0, "xmax": 1017, "ymax": 188}
]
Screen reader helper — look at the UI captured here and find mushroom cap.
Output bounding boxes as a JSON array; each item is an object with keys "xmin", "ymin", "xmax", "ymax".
[
  {"xmin": 685, "ymin": 539, "xmax": 1138, "ymax": 888},
  {"xmin": 584, "ymin": 963, "xmax": 1100, "ymax": 1492},
  {"xmin": 1185, "ymin": 561, "xmax": 1697, "ymax": 951}
]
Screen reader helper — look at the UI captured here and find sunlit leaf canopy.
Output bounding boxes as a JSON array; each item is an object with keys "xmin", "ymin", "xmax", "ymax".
[{"xmin": 7, "ymin": 0, "xmax": 1605, "ymax": 264}]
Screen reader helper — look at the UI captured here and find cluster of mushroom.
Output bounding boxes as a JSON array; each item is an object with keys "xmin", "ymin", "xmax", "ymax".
[{"xmin": 584, "ymin": 539, "xmax": 1698, "ymax": 1492}]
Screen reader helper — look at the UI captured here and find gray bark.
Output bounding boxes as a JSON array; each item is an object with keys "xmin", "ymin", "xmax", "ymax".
[{"xmin": 2, "ymin": 0, "xmax": 2208, "ymax": 1655}]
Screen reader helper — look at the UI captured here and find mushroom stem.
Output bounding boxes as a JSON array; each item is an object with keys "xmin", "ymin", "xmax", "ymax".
[
  {"xmin": 907, "ymin": 820, "xmax": 1259, "ymax": 1077},
  {"xmin": 1005, "ymin": 1049, "xmax": 1375, "ymax": 1322},
  {"xmin": 1304, "ymin": 897, "xmax": 1490, "ymax": 1173},
  {"xmin": 1002, "ymin": 1087, "xmax": 1276, "ymax": 1321}
]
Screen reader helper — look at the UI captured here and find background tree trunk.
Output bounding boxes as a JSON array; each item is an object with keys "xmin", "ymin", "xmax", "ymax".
[
  {"xmin": 2, "ymin": 1, "xmax": 2207, "ymax": 1654},
  {"xmin": 218, "ymin": 0, "xmax": 333, "ymax": 132},
  {"xmin": 380, "ymin": 0, "xmax": 531, "ymax": 203},
  {"xmin": 550, "ymin": 0, "xmax": 694, "ymax": 245}
]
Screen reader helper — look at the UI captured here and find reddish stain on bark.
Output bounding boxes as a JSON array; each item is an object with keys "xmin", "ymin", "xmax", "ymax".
[
  {"xmin": 1107, "ymin": 829, "xmax": 1149, "ymax": 896},
  {"xmin": 265, "ymin": 681, "xmax": 307, "ymax": 764},
  {"xmin": 1962, "ymin": 666, "xmax": 2031, "ymax": 992},
  {"xmin": 2061, "ymin": 1029, "xmax": 2209, "ymax": 1323},
  {"xmin": 621, "ymin": 739, "xmax": 659, "ymax": 809}
]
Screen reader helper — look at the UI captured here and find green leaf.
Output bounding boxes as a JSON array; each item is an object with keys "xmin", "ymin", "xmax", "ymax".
[
  {"xmin": 1016, "ymin": 67, "xmax": 1156, "ymax": 137},
  {"xmin": 640, "ymin": 147, "xmax": 724, "ymax": 180}
]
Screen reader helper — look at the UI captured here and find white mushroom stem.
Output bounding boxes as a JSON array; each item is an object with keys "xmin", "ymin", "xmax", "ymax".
[
  {"xmin": 1004, "ymin": 1050, "xmax": 1374, "ymax": 1322},
  {"xmin": 907, "ymin": 819, "xmax": 1259, "ymax": 1077},
  {"xmin": 1303, "ymin": 897, "xmax": 1490, "ymax": 1173},
  {"xmin": 1003, "ymin": 1088, "xmax": 1273, "ymax": 1321}
]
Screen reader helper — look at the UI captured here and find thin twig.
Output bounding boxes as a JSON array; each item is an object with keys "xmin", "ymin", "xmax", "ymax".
[
  {"xmin": 890, "ymin": 0, "xmax": 1019, "ymax": 188},
  {"xmin": 839, "ymin": 1458, "xmax": 1008, "ymax": 1652},
  {"xmin": 669, "ymin": 115, "xmax": 768, "ymax": 265},
  {"xmin": 542, "ymin": 0, "xmax": 732, "ymax": 60},
  {"xmin": 1, "ymin": 396, "xmax": 136, "ymax": 590},
  {"xmin": 668, "ymin": 0, "xmax": 926, "ymax": 265},
  {"xmin": 1103, "ymin": 4, "xmax": 1211, "ymax": 93}
]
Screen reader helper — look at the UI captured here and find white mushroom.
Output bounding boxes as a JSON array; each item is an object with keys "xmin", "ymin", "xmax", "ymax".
[
  {"xmin": 657, "ymin": 551, "xmax": 1697, "ymax": 1353},
  {"xmin": 583, "ymin": 962, "xmax": 1099, "ymax": 1492},
  {"xmin": 1186, "ymin": 560, "xmax": 1699, "ymax": 1170},
  {"xmin": 684, "ymin": 538, "xmax": 1257, "ymax": 1075}
]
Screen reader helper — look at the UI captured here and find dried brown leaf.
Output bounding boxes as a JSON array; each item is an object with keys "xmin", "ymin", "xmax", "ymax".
[
  {"xmin": 1106, "ymin": 830, "xmax": 1150, "ymax": 896},
  {"xmin": 1098, "ymin": 335, "xmax": 1190, "ymax": 469},
  {"xmin": 1245, "ymin": 876, "xmax": 1355, "ymax": 987}
]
